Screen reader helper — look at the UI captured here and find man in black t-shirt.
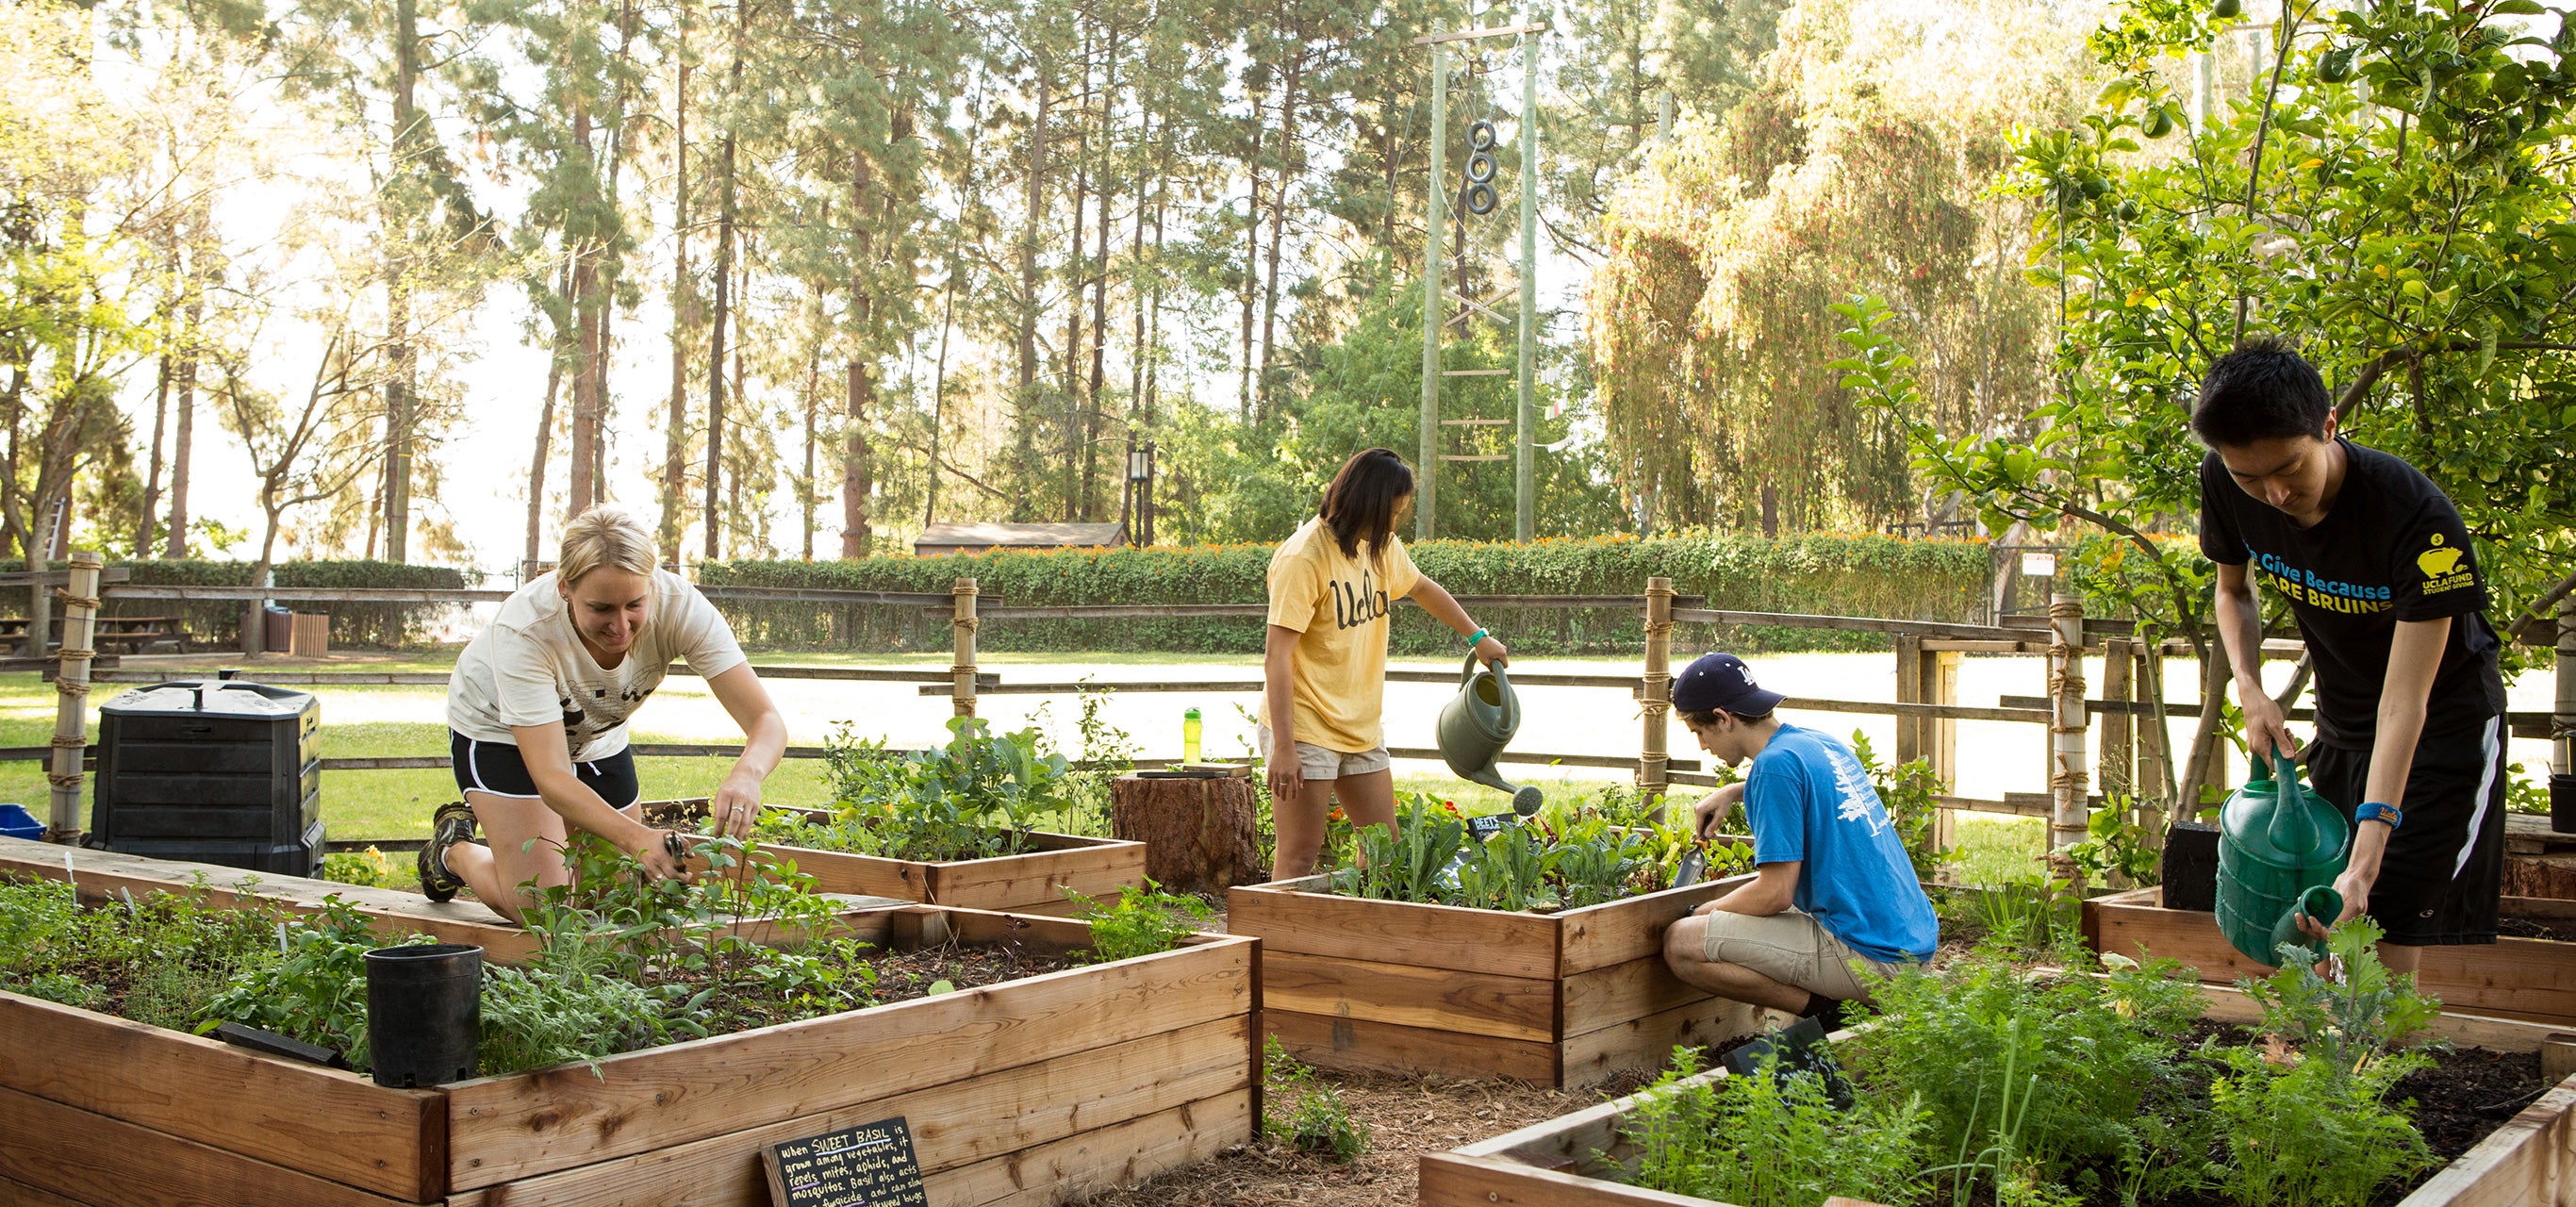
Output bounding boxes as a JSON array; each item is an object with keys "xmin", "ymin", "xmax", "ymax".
[{"xmin": 2194, "ymin": 339, "xmax": 2509, "ymax": 972}]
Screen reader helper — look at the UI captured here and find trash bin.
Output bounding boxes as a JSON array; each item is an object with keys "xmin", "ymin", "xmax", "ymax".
[
  {"xmin": 0, "ymin": 803, "xmax": 41, "ymax": 840},
  {"xmin": 92, "ymin": 680, "xmax": 323, "ymax": 876}
]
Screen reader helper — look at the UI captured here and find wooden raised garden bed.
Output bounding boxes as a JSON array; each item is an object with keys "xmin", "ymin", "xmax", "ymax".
[
  {"xmin": 1226, "ymin": 871, "xmax": 1762, "ymax": 1087},
  {"xmin": 0, "ymin": 843, "xmax": 1258, "ymax": 1207},
  {"xmin": 2084, "ymin": 885, "xmax": 2576, "ymax": 1028},
  {"xmin": 661, "ymin": 799, "xmax": 1148, "ymax": 915},
  {"xmin": 1418, "ymin": 984, "xmax": 2576, "ymax": 1207}
]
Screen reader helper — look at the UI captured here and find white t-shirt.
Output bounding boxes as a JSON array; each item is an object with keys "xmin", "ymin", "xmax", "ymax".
[{"xmin": 447, "ymin": 570, "xmax": 748, "ymax": 761}]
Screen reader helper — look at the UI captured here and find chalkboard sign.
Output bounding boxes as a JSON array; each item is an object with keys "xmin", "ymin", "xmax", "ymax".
[
  {"xmin": 761, "ymin": 1116, "xmax": 929, "ymax": 1207},
  {"xmin": 1464, "ymin": 813, "xmax": 1513, "ymax": 839}
]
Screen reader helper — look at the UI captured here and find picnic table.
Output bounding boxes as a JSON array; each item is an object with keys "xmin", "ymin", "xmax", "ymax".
[{"xmin": 0, "ymin": 615, "xmax": 186, "ymax": 653}]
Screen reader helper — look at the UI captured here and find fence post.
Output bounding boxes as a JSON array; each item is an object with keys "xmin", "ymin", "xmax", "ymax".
[
  {"xmin": 2133, "ymin": 645, "xmax": 2171, "ymax": 845},
  {"xmin": 1638, "ymin": 577, "xmax": 1674, "ymax": 808},
  {"xmin": 2047, "ymin": 589, "xmax": 2090, "ymax": 873},
  {"xmin": 2100, "ymin": 637, "xmax": 2134, "ymax": 802},
  {"xmin": 2557, "ymin": 600, "xmax": 2574, "ymax": 783},
  {"xmin": 47, "ymin": 552, "xmax": 101, "ymax": 842},
  {"xmin": 950, "ymin": 577, "xmax": 980, "ymax": 720},
  {"xmin": 1927, "ymin": 646, "xmax": 1959, "ymax": 852}
]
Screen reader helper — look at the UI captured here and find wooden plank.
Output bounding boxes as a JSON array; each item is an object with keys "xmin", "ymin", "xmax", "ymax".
[
  {"xmin": 2397, "ymin": 1071, "xmax": 2576, "ymax": 1207},
  {"xmin": 456, "ymin": 1017, "xmax": 1252, "ymax": 1207},
  {"xmin": 443, "ymin": 934, "xmax": 1254, "ymax": 1189},
  {"xmin": 0, "ymin": 1084, "xmax": 413, "ymax": 1207},
  {"xmin": 0, "ymin": 1172, "xmax": 90, "ymax": 1207},
  {"xmin": 0, "ymin": 836, "xmax": 541, "ymax": 963},
  {"xmin": 1263, "ymin": 1009, "xmax": 1559, "ymax": 1083},
  {"xmin": 1227, "ymin": 883, "xmax": 1560, "ymax": 980},
  {"xmin": 0, "ymin": 992, "xmax": 444, "ymax": 1200},
  {"xmin": 1559, "ymin": 997, "xmax": 1760, "ymax": 1088},
  {"xmin": 927, "ymin": 839, "xmax": 1145, "ymax": 910},
  {"xmin": 1559, "ymin": 954, "xmax": 1709, "ymax": 1038},
  {"xmin": 934, "ymin": 1090, "xmax": 1254, "ymax": 1207},
  {"xmin": 1420, "ymin": 1153, "xmax": 1709, "ymax": 1207},
  {"xmin": 1261, "ymin": 951, "xmax": 1556, "ymax": 1043},
  {"xmin": 1560, "ymin": 877, "xmax": 1748, "ymax": 976},
  {"xmin": 2086, "ymin": 889, "xmax": 2576, "ymax": 1026},
  {"xmin": 104, "ymin": 585, "xmax": 512, "ymax": 604}
]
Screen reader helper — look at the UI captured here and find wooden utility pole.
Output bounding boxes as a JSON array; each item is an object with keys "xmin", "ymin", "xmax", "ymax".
[
  {"xmin": 47, "ymin": 553, "xmax": 101, "ymax": 842},
  {"xmin": 1417, "ymin": 21, "xmax": 1445, "ymax": 542}
]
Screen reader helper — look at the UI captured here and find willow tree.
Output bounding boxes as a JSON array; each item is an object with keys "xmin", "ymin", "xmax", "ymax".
[{"xmin": 1589, "ymin": 0, "xmax": 2092, "ymax": 535}]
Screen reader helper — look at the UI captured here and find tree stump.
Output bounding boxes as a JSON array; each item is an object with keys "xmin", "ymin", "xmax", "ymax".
[{"xmin": 1111, "ymin": 775, "xmax": 1263, "ymax": 895}]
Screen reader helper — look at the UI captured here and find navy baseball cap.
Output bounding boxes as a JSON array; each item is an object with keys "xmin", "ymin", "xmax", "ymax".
[{"xmin": 1672, "ymin": 653, "xmax": 1785, "ymax": 716}]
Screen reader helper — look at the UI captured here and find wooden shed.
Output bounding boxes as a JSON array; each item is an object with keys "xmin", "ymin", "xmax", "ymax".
[{"xmin": 915, "ymin": 521, "xmax": 1128, "ymax": 556}]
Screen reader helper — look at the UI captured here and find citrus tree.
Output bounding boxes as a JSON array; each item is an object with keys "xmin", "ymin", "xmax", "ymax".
[{"xmin": 1879, "ymin": 0, "xmax": 2576, "ymax": 806}]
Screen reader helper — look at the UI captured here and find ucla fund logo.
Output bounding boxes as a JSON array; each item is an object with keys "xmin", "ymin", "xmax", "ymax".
[{"xmin": 2418, "ymin": 533, "xmax": 2474, "ymax": 595}]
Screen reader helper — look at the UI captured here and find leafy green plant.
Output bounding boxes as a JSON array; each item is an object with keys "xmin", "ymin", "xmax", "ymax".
[
  {"xmin": 1261, "ymin": 1035, "xmax": 1368, "ymax": 1162},
  {"xmin": 1849, "ymin": 730, "xmax": 1956, "ymax": 877},
  {"xmin": 1624, "ymin": 1047, "xmax": 1931, "ymax": 1207},
  {"xmin": 1845, "ymin": 952, "xmax": 2206, "ymax": 1199},
  {"xmin": 200, "ymin": 896, "xmax": 432, "ymax": 1069},
  {"xmin": 1072, "ymin": 882, "xmax": 1213, "ymax": 964},
  {"xmin": 763, "ymin": 718, "xmax": 1078, "ymax": 862},
  {"xmin": 1968, "ymin": 877, "xmax": 2087, "ymax": 957},
  {"xmin": 2207, "ymin": 1043, "xmax": 2433, "ymax": 1207},
  {"xmin": 2237, "ymin": 917, "xmax": 2444, "ymax": 1086},
  {"xmin": 1331, "ymin": 790, "xmax": 1734, "ymax": 912},
  {"xmin": 2064, "ymin": 801, "xmax": 2162, "ymax": 887},
  {"xmin": 322, "ymin": 847, "xmax": 406, "ymax": 890}
]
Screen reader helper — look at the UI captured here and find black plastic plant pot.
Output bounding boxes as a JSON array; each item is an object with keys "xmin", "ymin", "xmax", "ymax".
[
  {"xmin": 2159, "ymin": 820, "xmax": 2220, "ymax": 913},
  {"xmin": 364, "ymin": 943, "xmax": 482, "ymax": 1088},
  {"xmin": 2553, "ymin": 774, "xmax": 2576, "ymax": 835}
]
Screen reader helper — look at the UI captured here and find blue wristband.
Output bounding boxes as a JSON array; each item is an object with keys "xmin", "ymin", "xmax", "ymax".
[
  {"xmin": 1467, "ymin": 627, "xmax": 1490, "ymax": 647},
  {"xmin": 2354, "ymin": 802, "xmax": 2403, "ymax": 830}
]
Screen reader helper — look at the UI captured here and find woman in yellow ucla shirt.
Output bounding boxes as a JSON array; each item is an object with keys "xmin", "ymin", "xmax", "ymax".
[{"xmin": 1262, "ymin": 448, "xmax": 1507, "ymax": 878}]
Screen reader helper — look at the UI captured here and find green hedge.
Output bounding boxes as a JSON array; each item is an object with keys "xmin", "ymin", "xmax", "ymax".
[
  {"xmin": 80, "ymin": 560, "xmax": 475, "ymax": 649},
  {"xmin": 698, "ymin": 534, "xmax": 1995, "ymax": 656}
]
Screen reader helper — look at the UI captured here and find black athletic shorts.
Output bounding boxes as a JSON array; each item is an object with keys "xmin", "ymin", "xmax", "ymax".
[
  {"xmin": 2304, "ymin": 713, "xmax": 2507, "ymax": 947},
  {"xmin": 450, "ymin": 731, "xmax": 641, "ymax": 809}
]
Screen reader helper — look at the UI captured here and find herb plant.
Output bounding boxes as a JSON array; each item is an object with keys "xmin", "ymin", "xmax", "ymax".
[
  {"xmin": 1072, "ymin": 882, "xmax": 1213, "ymax": 963},
  {"xmin": 1331, "ymin": 790, "xmax": 1744, "ymax": 913},
  {"xmin": 760, "ymin": 718, "xmax": 1078, "ymax": 861},
  {"xmin": 1261, "ymin": 1036, "xmax": 1368, "ymax": 1162},
  {"xmin": 1625, "ymin": 1047, "xmax": 1930, "ymax": 1207}
]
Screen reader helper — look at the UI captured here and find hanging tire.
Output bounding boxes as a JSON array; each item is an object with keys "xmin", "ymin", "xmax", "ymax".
[
  {"xmin": 1466, "ymin": 151, "xmax": 1496, "ymax": 183},
  {"xmin": 1468, "ymin": 120, "xmax": 1498, "ymax": 151},
  {"xmin": 1464, "ymin": 181, "xmax": 1498, "ymax": 215}
]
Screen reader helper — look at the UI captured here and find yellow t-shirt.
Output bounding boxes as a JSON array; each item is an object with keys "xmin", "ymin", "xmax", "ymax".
[{"xmin": 1262, "ymin": 517, "xmax": 1422, "ymax": 752}]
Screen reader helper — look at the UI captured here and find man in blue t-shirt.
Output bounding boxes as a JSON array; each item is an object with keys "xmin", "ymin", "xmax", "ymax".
[{"xmin": 1660, "ymin": 653, "xmax": 1939, "ymax": 1030}]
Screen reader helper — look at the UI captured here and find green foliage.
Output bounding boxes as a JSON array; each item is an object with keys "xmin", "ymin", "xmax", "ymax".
[
  {"xmin": 321, "ymin": 846, "xmax": 408, "ymax": 890},
  {"xmin": 2064, "ymin": 801, "xmax": 2164, "ymax": 886},
  {"xmin": 760, "ymin": 718, "xmax": 1077, "ymax": 862},
  {"xmin": 1261, "ymin": 1035, "xmax": 1368, "ymax": 1163},
  {"xmin": 695, "ymin": 533, "xmax": 1994, "ymax": 656},
  {"xmin": 2237, "ymin": 917, "xmax": 2444, "ymax": 1086},
  {"xmin": 1332, "ymin": 789, "xmax": 1746, "ymax": 912},
  {"xmin": 1625, "ymin": 1047, "xmax": 1931, "ymax": 1207},
  {"xmin": 0, "ymin": 874, "xmax": 290, "ymax": 1033},
  {"xmin": 200, "ymin": 896, "xmax": 427, "ymax": 1069},
  {"xmin": 2207, "ymin": 1045, "xmax": 2434, "ymax": 1207},
  {"xmin": 1965, "ymin": 877, "xmax": 2088, "ymax": 957},
  {"xmin": 94, "ymin": 559, "xmax": 473, "ymax": 649},
  {"xmin": 1072, "ymin": 882, "xmax": 1212, "ymax": 964},
  {"xmin": 1846, "ymin": 953, "xmax": 2209, "ymax": 1199}
]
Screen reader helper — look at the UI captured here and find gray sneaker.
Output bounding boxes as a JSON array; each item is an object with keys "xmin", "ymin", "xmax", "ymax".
[{"xmin": 418, "ymin": 801, "xmax": 476, "ymax": 901}]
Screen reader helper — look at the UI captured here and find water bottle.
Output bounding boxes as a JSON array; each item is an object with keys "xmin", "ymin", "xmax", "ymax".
[{"xmin": 1182, "ymin": 707, "xmax": 1202, "ymax": 763}]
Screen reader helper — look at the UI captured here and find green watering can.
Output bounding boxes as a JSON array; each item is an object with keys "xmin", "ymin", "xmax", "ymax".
[
  {"xmin": 1435, "ymin": 652, "xmax": 1544, "ymax": 818},
  {"xmin": 2215, "ymin": 751, "xmax": 2351, "ymax": 966}
]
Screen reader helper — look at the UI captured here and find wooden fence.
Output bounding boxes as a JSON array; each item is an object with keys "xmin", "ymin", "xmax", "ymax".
[{"xmin": 15, "ymin": 573, "xmax": 2574, "ymax": 863}]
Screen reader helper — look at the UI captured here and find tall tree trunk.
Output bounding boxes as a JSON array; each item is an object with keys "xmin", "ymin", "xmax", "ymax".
[
  {"xmin": 164, "ymin": 244, "xmax": 201, "ymax": 558},
  {"xmin": 1014, "ymin": 72, "xmax": 1049, "ymax": 521},
  {"xmin": 1082, "ymin": 24, "xmax": 1118, "ymax": 522},
  {"xmin": 1062, "ymin": 30, "xmax": 1091, "ymax": 519},
  {"xmin": 842, "ymin": 123, "xmax": 883, "ymax": 558},
  {"xmin": 524, "ymin": 331, "xmax": 565, "ymax": 568},
  {"xmin": 1238, "ymin": 116, "xmax": 1261, "ymax": 420},
  {"xmin": 801, "ymin": 343, "xmax": 817, "ymax": 559},
  {"xmin": 703, "ymin": 3, "xmax": 742, "ymax": 561},
  {"xmin": 926, "ymin": 266, "xmax": 954, "ymax": 525},
  {"xmin": 583, "ymin": 0, "xmax": 642, "ymax": 516},
  {"xmin": 139, "ymin": 322, "xmax": 171, "ymax": 558},
  {"xmin": 566, "ymin": 99, "xmax": 602, "ymax": 516},
  {"xmin": 1257, "ymin": 48, "xmax": 1297, "ymax": 423},
  {"xmin": 661, "ymin": 5, "xmax": 693, "ymax": 560},
  {"xmin": 382, "ymin": 0, "xmax": 422, "ymax": 563},
  {"xmin": 1128, "ymin": 105, "xmax": 1150, "ymax": 438}
]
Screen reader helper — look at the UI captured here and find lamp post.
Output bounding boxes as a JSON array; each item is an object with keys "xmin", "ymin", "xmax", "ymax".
[{"xmin": 1125, "ymin": 441, "xmax": 1157, "ymax": 547}]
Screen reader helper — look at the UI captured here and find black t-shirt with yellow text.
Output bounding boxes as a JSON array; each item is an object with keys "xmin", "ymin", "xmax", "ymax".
[{"xmin": 2198, "ymin": 440, "xmax": 2507, "ymax": 750}]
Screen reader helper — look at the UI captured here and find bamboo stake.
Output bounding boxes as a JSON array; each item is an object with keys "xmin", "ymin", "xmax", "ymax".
[
  {"xmin": 47, "ymin": 552, "xmax": 101, "ymax": 842},
  {"xmin": 2048, "ymin": 589, "xmax": 2090, "ymax": 871},
  {"xmin": 1638, "ymin": 576, "xmax": 1674, "ymax": 808},
  {"xmin": 951, "ymin": 576, "xmax": 979, "ymax": 719},
  {"xmin": 1927, "ymin": 646, "xmax": 1960, "ymax": 852}
]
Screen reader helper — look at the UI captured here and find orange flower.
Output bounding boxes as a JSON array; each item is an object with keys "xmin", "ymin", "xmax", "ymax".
[{"xmin": 1328, "ymin": 807, "xmax": 1346, "ymax": 822}]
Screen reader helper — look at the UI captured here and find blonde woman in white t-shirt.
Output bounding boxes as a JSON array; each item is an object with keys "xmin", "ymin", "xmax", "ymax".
[{"xmin": 419, "ymin": 505, "xmax": 788, "ymax": 923}]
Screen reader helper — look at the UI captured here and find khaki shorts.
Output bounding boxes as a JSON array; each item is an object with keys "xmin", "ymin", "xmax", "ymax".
[
  {"xmin": 1257, "ymin": 728, "xmax": 1392, "ymax": 782},
  {"xmin": 1700, "ymin": 907, "xmax": 1906, "ymax": 1000}
]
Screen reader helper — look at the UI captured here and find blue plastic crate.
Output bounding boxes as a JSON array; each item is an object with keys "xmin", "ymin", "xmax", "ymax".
[{"xmin": 0, "ymin": 803, "xmax": 42, "ymax": 840}]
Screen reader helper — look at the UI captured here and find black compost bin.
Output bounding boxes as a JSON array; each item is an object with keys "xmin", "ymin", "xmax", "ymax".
[{"xmin": 92, "ymin": 680, "xmax": 323, "ymax": 875}]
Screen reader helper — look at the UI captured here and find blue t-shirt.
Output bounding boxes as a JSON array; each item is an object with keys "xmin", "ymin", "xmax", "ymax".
[{"xmin": 1742, "ymin": 724, "xmax": 1939, "ymax": 964}]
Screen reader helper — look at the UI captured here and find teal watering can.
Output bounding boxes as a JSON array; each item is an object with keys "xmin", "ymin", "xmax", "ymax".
[
  {"xmin": 2215, "ymin": 751, "xmax": 2351, "ymax": 966},
  {"xmin": 1435, "ymin": 652, "xmax": 1544, "ymax": 817}
]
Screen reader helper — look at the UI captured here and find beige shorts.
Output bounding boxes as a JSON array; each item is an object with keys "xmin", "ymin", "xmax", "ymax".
[
  {"xmin": 1700, "ymin": 907, "xmax": 1906, "ymax": 1000},
  {"xmin": 1257, "ymin": 728, "xmax": 1392, "ymax": 782}
]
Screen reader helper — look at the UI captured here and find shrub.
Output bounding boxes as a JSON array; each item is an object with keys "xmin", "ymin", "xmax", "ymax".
[
  {"xmin": 91, "ymin": 558, "xmax": 474, "ymax": 649},
  {"xmin": 696, "ymin": 532, "xmax": 1994, "ymax": 655}
]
